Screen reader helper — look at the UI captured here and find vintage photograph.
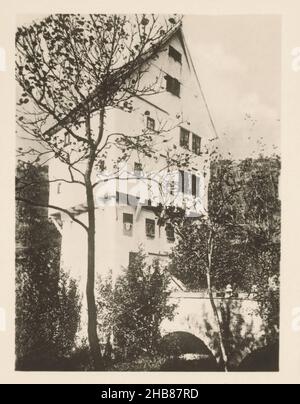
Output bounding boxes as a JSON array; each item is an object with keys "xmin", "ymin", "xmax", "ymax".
[{"xmin": 15, "ymin": 14, "xmax": 281, "ymax": 372}]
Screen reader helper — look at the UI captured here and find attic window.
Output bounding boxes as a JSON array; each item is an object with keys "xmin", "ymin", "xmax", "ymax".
[
  {"xmin": 169, "ymin": 45, "xmax": 182, "ymax": 64},
  {"xmin": 165, "ymin": 75, "xmax": 181, "ymax": 97},
  {"xmin": 147, "ymin": 117, "xmax": 155, "ymax": 131}
]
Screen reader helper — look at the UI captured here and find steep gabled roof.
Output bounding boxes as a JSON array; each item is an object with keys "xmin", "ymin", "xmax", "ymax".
[
  {"xmin": 42, "ymin": 22, "xmax": 183, "ymax": 139},
  {"xmin": 43, "ymin": 20, "xmax": 218, "ymax": 141}
]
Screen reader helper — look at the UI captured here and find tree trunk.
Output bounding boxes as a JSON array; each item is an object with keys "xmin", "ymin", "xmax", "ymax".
[
  {"xmin": 85, "ymin": 178, "xmax": 103, "ymax": 370},
  {"xmin": 206, "ymin": 230, "xmax": 228, "ymax": 372}
]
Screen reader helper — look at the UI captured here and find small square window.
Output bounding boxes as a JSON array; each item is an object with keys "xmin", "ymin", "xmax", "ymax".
[
  {"xmin": 169, "ymin": 45, "xmax": 182, "ymax": 64},
  {"xmin": 180, "ymin": 128, "xmax": 190, "ymax": 149},
  {"xmin": 192, "ymin": 134, "xmax": 201, "ymax": 156},
  {"xmin": 147, "ymin": 117, "xmax": 155, "ymax": 131},
  {"xmin": 146, "ymin": 219, "xmax": 155, "ymax": 238}
]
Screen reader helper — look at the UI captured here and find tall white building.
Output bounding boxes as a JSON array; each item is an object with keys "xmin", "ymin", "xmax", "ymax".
[{"xmin": 48, "ymin": 24, "xmax": 215, "ymax": 290}]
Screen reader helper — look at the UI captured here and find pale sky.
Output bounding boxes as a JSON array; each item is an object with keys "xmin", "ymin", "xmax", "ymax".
[
  {"xmin": 17, "ymin": 14, "xmax": 281, "ymax": 159},
  {"xmin": 183, "ymin": 15, "xmax": 281, "ymax": 159}
]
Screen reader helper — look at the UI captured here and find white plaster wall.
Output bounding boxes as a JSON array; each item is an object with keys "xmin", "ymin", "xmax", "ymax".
[
  {"xmin": 48, "ymin": 30, "xmax": 213, "ymax": 214},
  {"xmin": 49, "ymin": 28, "xmax": 217, "ymax": 341},
  {"xmin": 61, "ymin": 205, "xmax": 175, "ymax": 290}
]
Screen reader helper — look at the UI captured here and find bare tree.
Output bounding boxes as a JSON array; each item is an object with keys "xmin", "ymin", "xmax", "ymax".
[{"xmin": 15, "ymin": 14, "xmax": 192, "ymax": 370}]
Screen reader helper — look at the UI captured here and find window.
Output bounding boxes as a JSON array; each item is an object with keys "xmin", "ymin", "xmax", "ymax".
[
  {"xmin": 166, "ymin": 223, "xmax": 175, "ymax": 242},
  {"xmin": 64, "ymin": 133, "xmax": 71, "ymax": 146},
  {"xmin": 165, "ymin": 75, "xmax": 180, "ymax": 97},
  {"xmin": 146, "ymin": 117, "xmax": 155, "ymax": 131},
  {"xmin": 169, "ymin": 45, "xmax": 182, "ymax": 64},
  {"xmin": 179, "ymin": 171, "xmax": 198, "ymax": 195},
  {"xmin": 192, "ymin": 134, "xmax": 201, "ymax": 156},
  {"xmin": 146, "ymin": 219, "xmax": 155, "ymax": 238},
  {"xmin": 192, "ymin": 174, "xmax": 200, "ymax": 197},
  {"xmin": 180, "ymin": 128, "xmax": 190, "ymax": 149},
  {"xmin": 123, "ymin": 213, "xmax": 133, "ymax": 234},
  {"xmin": 134, "ymin": 162, "xmax": 143, "ymax": 177},
  {"xmin": 179, "ymin": 170, "xmax": 185, "ymax": 194}
]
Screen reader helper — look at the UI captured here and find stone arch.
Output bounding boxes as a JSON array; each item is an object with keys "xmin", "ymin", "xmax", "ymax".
[
  {"xmin": 159, "ymin": 331, "xmax": 220, "ymax": 371},
  {"xmin": 160, "ymin": 331, "xmax": 213, "ymax": 356}
]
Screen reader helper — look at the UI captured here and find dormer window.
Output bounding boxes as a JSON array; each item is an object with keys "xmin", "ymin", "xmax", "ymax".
[
  {"xmin": 169, "ymin": 45, "xmax": 182, "ymax": 64},
  {"xmin": 165, "ymin": 75, "xmax": 180, "ymax": 97}
]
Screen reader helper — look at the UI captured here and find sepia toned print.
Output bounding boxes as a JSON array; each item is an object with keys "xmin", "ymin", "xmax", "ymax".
[{"xmin": 15, "ymin": 14, "xmax": 280, "ymax": 372}]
